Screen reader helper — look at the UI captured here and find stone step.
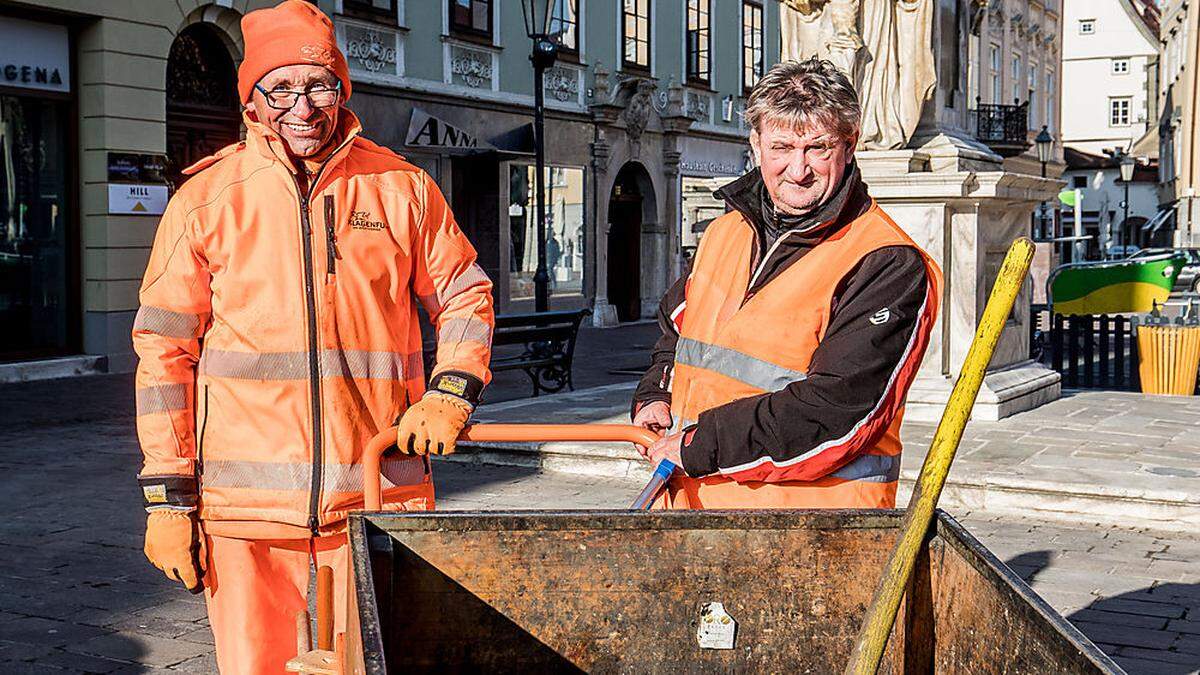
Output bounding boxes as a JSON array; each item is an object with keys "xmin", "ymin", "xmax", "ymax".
[
  {"xmin": 440, "ymin": 435, "xmax": 1200, "ymax": 532},
  {"xmin": 453, "ymin": 381, "xmax": 1200, "ymax": 532},
  {"xmin": 0, "ymin": 355, "xmax": 107, "ymax": 384}
]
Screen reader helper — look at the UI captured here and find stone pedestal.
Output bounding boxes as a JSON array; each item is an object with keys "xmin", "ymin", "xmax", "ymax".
[
  {"xmin": 859, "ymin": 143, "xmax": 1063, "ymax": 420},
  {"xmin": 591, "ymin": 301, "xmax": 620, "ymax": 328}
]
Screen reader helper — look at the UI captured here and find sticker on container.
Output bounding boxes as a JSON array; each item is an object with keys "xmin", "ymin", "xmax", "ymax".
[{"xmin": 696, "ymin": 601, "xmax": 737, "ymax": 650}]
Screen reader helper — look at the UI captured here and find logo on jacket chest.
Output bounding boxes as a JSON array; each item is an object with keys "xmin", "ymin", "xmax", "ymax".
[{"xmin": 349, "ymin": 210, "xmax": 386, "ymax": 231}]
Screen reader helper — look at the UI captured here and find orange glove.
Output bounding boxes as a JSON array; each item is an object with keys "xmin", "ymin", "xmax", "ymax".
[
  {"xmin": 396, "ymin": 392, "xmax": 472, "ymax": 455},
  {"xmin": 144, "ymin": 510, "xmax": 206, "ymax": 594}
]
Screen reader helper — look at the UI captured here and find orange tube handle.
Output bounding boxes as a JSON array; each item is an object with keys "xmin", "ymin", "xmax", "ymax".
[{"xmin": 361, "ymin": 423, "xmax": 661, "ymax": 510}]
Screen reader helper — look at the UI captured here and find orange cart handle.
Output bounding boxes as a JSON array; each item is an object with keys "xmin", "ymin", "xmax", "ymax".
[{"xmin": 361, "ymin": 423, "xmax": 661, "ymax": 510}]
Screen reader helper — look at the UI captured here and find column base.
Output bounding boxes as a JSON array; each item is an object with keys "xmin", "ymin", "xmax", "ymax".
[
  {"xmin": 905, "ymin": 360, "xmax": 1061, "ymax": 422},
  {"xmin": 591, "ymin": 301, "xmax": 620, "ymax": 328}
]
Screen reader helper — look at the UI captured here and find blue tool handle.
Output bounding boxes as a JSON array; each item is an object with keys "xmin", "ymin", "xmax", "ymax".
[{"xmin": 629, "ymin": 459, "xmax": 677, "ymax": 510}]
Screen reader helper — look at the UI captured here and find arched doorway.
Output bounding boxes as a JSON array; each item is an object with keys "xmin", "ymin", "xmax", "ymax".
[
  {"xmin": 607, "ymin": 162, "xmax": 655, "ymax": 322},
  {"xmin": 165, "ymin": 24, "xmax": 241, "ymax": 190}
]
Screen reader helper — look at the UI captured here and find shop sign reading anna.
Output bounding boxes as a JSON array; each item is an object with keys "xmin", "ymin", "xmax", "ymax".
[
  {"xmin": 0, "ymin": 17, "xmax": 70, "ymax": 94},
  {"xmin": 405, "ymin": 108, "xmax": 495, "ymax": 152}
]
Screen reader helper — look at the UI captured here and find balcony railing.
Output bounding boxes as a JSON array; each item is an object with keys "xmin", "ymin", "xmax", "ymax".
[{"xmin": 973, "ymin": 98, "xmax": 1032, "ymax": 158}]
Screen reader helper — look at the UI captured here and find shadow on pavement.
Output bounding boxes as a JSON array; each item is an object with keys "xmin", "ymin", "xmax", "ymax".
[
  {"xmin": 429, "ymin": 460, "xmax": 542, "ymax": 500},
  {"xmin": 1004, "ymin": 552, "xmax": 1200, "ymax": 674}
]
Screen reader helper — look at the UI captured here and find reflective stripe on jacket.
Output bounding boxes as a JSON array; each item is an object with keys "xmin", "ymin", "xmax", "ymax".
[
  {"xmin": 133, "ymin": 109, "xmax": 494, "ymax": 534},
  {"xmin": 660, "ymin": 201, "xmax": 941, "ymax": 509}
]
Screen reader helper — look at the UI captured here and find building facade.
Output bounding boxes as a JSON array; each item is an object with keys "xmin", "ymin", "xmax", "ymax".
[
  {"xmin": 0, "ymin": 0, "xmax": 780, "ymax": 374},
  {"xmin": 1059, "ymin": 0, "xmax": 1161, "ymax": 257},
  {"xmin": 1154, "ymin": 0, "xmax": 1200, "ymax": 247},
  {"xmin": 965, "ymin": 0, "xmax": 1064, "ymax": 177},
  {"xmin": 1061, "ymin": 0, "xmax": 1158, "ymax": 156}
]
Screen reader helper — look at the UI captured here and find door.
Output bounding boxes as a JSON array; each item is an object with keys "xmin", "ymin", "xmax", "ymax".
[{"xmin": 607, "ymin": 174, "xmax": 643, "ymax": 323}]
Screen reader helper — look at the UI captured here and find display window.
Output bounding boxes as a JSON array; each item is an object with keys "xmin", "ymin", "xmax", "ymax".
[
  {"xmin": 0, "ymin": 95, "xmax": 71, "ymax": 359},
  {"xmin": 507, "ymin": 165, "xmax": 585, "ymax": 302}
]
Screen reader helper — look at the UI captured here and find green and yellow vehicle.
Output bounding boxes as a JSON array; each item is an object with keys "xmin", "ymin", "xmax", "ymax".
[{"xmin": 1048, "ymin": 252, "xmax": 1186, "ymax": 315}]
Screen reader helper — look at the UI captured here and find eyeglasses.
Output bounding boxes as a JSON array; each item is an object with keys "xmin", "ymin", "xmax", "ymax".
[{"xmin": 254, "ymin": 81, "xmax": 342, "ymax": 110}]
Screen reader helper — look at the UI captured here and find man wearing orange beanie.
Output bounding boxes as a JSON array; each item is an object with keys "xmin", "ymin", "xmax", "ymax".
[{"xmin": 132, "ymin": 1, "xmax": 495, "ymax": 671}]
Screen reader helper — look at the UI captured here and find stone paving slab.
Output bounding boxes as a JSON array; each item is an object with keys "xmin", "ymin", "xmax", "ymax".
[{"xmin": 460, "ymin": 382, "xmax": 1200, "ymax": 531}]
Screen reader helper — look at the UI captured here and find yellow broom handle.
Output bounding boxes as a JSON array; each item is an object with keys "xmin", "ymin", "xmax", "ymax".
[{"xmin": 844, "ymin": 237, "xmax": 1035, "ymax": 674}]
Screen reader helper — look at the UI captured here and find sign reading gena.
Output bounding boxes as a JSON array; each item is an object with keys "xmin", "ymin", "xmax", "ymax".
[{"xmin": 0, "ymin": 17, "xmax": 70, "ymax": 94}]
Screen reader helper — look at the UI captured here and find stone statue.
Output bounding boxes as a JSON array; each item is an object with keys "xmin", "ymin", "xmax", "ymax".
[{"xmin": 781, "ymin": 0, "xmax": 937, "ymax": 151}]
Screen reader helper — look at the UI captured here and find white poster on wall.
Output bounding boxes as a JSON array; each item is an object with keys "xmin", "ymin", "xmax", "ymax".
[
  {"xmin": 109, "ymin": 184, "xmax": 168, "ymax": 216},
  {"xmin": 0, "ymin": 17, "xmax": 70, "ymax": 94}
]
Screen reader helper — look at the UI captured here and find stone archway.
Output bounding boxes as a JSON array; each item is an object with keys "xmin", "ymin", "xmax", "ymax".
[
  {"xmin": 606, "ymin": 161, "xmax": 658, "ymax": 322},
  {"xmin": 165, "ymin": 22, "xmax": 241, "ymax": 190}
]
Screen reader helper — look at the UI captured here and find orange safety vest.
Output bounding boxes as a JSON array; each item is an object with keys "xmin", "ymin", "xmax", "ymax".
[{"xmin": 659, "ymin": 202, "xmax": 942, "ymax": 510}]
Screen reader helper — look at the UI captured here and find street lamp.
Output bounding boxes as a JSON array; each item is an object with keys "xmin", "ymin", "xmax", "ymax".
[
  {"xmin": 521, "ymin": 0, "xmax": 568, "ymax": 312},
  {"xmin": 1035, "ymin": 125, "xmax": 1053, "ymax": 240},
  {"xmin": 1117, "ymin": 151, "xmax": 1136, "ymax": 257}
]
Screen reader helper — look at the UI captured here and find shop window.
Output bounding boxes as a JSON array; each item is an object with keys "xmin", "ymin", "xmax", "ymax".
[
  {"xmin": 450, "ymin": 0, "xmax": 492, "ymax": 39},
  {"xmin": 0, "ymin": 96, "xmax": 70, "ymax": 358},
  {"xmin": 622, "ymin": 0, "xmax": 651, "ymax": 71},
  {"xmin": 508, "ymin": 165, "xmax": 585, "ymax": 301},
  {"xmin": 550, "ymin": 0, "xmax": 579, "ymax": 54},
  {"xmin": 742, "ymin": 1, "xmax": 764, "ymax": 92},
  {"xmin": 680, "ymin": 176, "xmax": 729, "ymax": 257},
  {"xmin": 686, "ymin": 0, "xmax": 711, "ymax": 85}
]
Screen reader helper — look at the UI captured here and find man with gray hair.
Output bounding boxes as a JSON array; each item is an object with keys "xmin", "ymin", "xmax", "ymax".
[{"xmin": 631, "ymin": 58, "xmax": 942, "ymax": 509}]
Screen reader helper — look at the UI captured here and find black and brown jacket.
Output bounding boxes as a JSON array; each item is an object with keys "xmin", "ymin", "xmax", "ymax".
[{"xmin": 632, "ymin": 164, "xmax": 931, "ymax": 479}]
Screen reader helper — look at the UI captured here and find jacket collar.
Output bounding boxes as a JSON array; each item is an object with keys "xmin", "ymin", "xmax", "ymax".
[
  {"xmin": 243, "ymin": 105, "xmax": 363, "ymax": 177},
  {"xmin": 715, "ymin": 162, "xmax": 869, "ymax": 242}
]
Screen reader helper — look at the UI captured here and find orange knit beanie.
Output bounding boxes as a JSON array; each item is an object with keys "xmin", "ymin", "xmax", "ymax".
[{"xmin": 237, "ymin": 0, "xmax": 352, "ymax": 103}]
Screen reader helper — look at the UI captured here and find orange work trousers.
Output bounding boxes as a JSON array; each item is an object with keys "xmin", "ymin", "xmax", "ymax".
[{"xmin": 203, "ymin": 533, "xmax": 350, "ymax": 675}]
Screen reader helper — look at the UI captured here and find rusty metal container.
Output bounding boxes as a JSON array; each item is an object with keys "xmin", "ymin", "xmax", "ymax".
[{"xmin": 340, "ymin": 509, "xmax": 1120, "ymax": 674}]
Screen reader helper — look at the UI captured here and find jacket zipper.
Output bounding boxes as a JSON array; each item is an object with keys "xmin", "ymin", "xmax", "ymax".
[
  {"xmin": 196, "ymin": 384, "xmax": 209, "ymax": 477},
  {"xmin": 324, "ymin": 195, "xmax": 338, "ymax": 276},
  {"xmin": 290, "ymin": 138, "xmax": 353, "ymax": 536},
  {"xmin": 296, "ymin": 184, "xmax": 325, "ymax": 536}
]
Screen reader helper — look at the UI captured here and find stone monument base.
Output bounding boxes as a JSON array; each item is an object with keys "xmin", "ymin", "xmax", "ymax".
[
  {"xmin": 591, "ymin": 301, "xmax": 620, "ymax": 328},
  {"xmin": 905, "ymin": 361, "xmax": 1062, "ymax": 423},
  {"xmin": 856, "ymin": 143, "xmax": 1064, "ymax": 421}
]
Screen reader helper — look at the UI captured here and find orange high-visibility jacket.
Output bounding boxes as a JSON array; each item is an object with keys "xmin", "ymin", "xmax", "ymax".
[
  {"xmin": 133, "ymin": 109, "xmax": 494, "ymax": 536},
  {"xmin": 660, "ymin": 203, "xmax": 941, "ymax": 509}
]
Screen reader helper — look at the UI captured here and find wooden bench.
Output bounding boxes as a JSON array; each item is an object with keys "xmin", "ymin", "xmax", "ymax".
[{"xmin": 490, "ymin": 309, "xmax": 590, "ymax": 397}]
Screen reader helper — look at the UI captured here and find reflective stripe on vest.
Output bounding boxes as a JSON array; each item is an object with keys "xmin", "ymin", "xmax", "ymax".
[
  {"xmin": 828, "ymin": 453, "xmax": 901, "ymax": 483},
  {"xmin": 675, "ymin": 337, "xmax": 807, "ymax": 393},
  {"xmin": 199, "ymin": 349, "xmax": 422, "ymax": 381},
  {"xmin": 202, "ymin": 457, "xmax": 425, "ymax": 492}
]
